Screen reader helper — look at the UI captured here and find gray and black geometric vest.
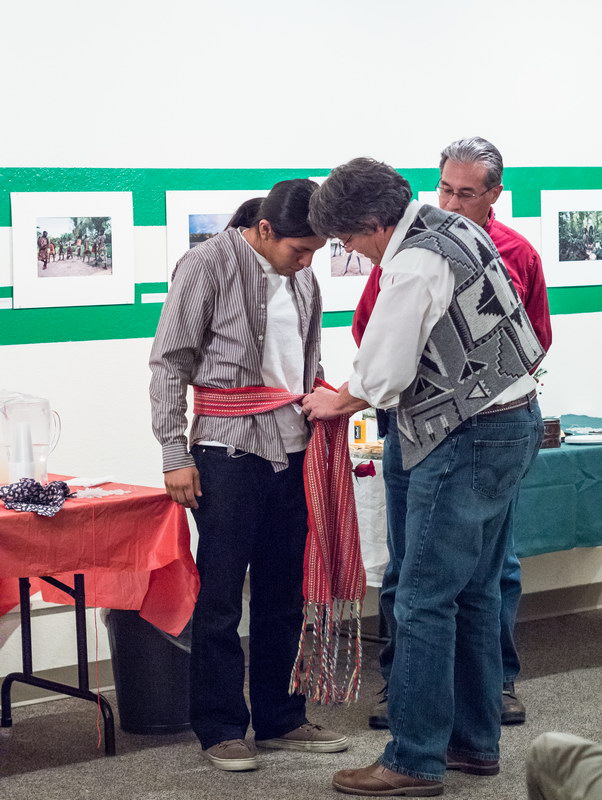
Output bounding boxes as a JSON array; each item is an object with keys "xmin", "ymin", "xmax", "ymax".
[{"xmin": 394, "ymin": 204, "xmax": 544, "ymax": 469}]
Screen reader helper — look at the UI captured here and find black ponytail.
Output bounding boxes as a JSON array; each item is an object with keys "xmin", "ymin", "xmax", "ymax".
[
  {"xmin": 226, "ymin": 197, "xmax": 264, "ymax": 230},
  {"xmin": 256, "ymin": 179, "xmax": 320, "ymax": 239}
]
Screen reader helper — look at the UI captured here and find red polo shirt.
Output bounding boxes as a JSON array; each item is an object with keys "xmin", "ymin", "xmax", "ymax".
[
  {"xmin": 351, "ymin": 209, "xmax": 552, "ymax": 352},
  {"xmin": 483, "ymin": 210, "xmax": 552, "ymax": 352}
]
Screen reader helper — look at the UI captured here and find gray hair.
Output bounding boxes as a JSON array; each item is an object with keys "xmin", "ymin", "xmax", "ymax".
[
  {"xmin": 308, "ymin": 157, "xmax": 413, "ymax": 238},
  {"xmin": 439, "ymin": 137, "xmax": 504, "ymax": 189}
]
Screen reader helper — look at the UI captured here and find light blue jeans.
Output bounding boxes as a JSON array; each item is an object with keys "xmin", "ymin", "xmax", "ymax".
[{"xmin": 377, "ymin": 401, "xmax": 543, "ymax": 780}]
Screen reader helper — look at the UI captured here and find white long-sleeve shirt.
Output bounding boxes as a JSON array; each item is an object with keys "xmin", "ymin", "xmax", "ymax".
[{"xmin": 347, "ymin": 201, "xmax": 535, "ymax": 410}]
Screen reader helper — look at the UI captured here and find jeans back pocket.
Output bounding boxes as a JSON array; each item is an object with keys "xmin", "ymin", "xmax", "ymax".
[{"xmin": 472, "ymin": 435, "xmax": 531, "ymax": 499}]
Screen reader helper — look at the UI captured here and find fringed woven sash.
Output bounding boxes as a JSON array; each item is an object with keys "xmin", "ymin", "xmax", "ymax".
[{"xmin": 193, "ymin": 380, "xmax": 366, "ymax": 704}]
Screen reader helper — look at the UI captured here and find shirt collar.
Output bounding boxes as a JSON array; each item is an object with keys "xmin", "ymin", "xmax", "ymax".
[
  {"xmin": 239, "ymin": 227, "xmax": 279, "ymax": 275},
  {"xmin": 381, "ymin": 200, "xmax": 421, "ymax": 267},
  {"xmin": 483, "ymin": 206, "xmax": 495, "ymax": 233}
]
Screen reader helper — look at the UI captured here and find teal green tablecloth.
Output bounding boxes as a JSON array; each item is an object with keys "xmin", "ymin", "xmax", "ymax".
[{"xmin": 514, "ymin": 415, "xmax": 602, "ymax": 558}]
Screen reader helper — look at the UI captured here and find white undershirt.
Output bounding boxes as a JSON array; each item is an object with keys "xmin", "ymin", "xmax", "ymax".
[
  {"xmin": 348, "ymin": 201, "xmax": 535, "ymax": 410},
  {"xmin": 242, "ymin": 232, "xmax": 308, "ymax": 452}
]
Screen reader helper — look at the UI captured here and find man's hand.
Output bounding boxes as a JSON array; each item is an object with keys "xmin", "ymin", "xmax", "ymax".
[
  {"xmin": 164, "ymin": 466, "xmax": 201, "ymax": 509},
  {"xmin": 302, "ymin": 384, "xmax": 369, "ymax": 421},
  {"xmin": 302, "ymin": 386, "xmax": 342, "ymax": 421}
]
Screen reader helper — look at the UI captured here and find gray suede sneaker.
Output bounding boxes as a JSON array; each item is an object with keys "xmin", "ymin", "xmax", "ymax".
[
  {"xmin": 203, "ymin": 739, "xmax": 258, "ymax": 771},
  {"xmin": 256, "ymin": 723, "xmax": 349, "ymax": 752}
]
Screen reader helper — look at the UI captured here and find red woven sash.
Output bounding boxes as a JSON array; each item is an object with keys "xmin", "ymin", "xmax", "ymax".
[{"xmin": 193, "ymin": 380, "xmax": 366, "ymax": 703}]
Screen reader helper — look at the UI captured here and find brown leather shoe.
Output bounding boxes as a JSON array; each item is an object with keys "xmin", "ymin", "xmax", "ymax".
[
  {"xmin": 332, "ymin": 763, "xmax": 444, "ymax": 796},
  {"xmin": 446, "ymin": 749, "xmax": 499, "ymax": 776},
  {"xmin": 501, "ymin": 681, "xmax": 526, "ymax": 725}
]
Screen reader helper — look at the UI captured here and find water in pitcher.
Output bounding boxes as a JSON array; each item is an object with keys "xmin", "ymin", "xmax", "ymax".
[
  {"xmin": 0, "ymin": 391, "xmax": 61, "ymax": 484},
  {"xmin": 32, "ymin": 444, "xmax": 50, "ymax": 484}
]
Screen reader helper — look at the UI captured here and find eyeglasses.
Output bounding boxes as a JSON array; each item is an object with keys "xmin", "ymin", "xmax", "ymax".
[
  {"xmin": 339, "ymin": 234, "xmax": 354, "ymax": 249},
  {"xmin": 435, "ymin": 183, "xmax": 496, "ymax": 202}
]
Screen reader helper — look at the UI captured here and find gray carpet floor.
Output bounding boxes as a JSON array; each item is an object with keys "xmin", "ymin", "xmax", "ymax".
[{"xmin": 1, "ymin": 610, "xmax": 601, "ymax": 799}]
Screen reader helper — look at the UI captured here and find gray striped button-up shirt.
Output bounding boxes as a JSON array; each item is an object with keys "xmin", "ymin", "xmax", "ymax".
[{"xmin": 149, "ymin": 227, "xmax": 323, "ymax": 472}]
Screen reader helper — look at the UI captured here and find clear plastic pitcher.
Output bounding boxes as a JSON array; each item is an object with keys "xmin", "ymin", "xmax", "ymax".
[{"xmin": 0, "ymin": 391, "xmax": 61, "ymax": 484}]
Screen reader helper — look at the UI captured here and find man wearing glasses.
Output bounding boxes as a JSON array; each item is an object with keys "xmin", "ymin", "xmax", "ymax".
[
  {"xmin": 303, "ymin": 156, "xmax": 544, "ymax": 794},
  {"xmin": 365, "ymin": 137, "xmax": 552, "ymax": 736},
  {"xmin": 439, "ymin": 137, "xmax": 551, "ymax": 722},
  {"xmin": 437, "ymin": 137, "xmax": 551, "ymax": 354}
]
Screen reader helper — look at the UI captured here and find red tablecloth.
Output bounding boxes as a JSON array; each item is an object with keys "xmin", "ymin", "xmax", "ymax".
[{"xmin": 0, "ymin": 478, "xmax": 199, "ymax": 635}]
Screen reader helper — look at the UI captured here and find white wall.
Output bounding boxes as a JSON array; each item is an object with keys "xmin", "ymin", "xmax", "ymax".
[
  {"xmin": 2, "ymin": 0, "xmax": 602, "ymax": 678},
  {"xmin": 1, "ymin": 0, "xmax": 600, "ymax": 169}
]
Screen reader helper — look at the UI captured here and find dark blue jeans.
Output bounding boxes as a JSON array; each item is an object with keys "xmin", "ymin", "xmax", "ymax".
[
  {"xmin": 189, "ymin": 446, "xmax": 309, "ymax": 749},
  {"xmin": 377, "ymin": 401, "xmax": 543, "ymax": 780}
]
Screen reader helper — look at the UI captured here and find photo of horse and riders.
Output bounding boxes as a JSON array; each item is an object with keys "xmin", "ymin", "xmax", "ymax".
[{"xmin": 36, "ymin": 217, "xmax": 113, "ymax": 277}]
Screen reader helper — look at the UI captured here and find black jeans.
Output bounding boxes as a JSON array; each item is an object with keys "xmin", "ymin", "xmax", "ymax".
[{"xmin": 189, "ymin": 445, "xmax": 309, "ymax": 749}]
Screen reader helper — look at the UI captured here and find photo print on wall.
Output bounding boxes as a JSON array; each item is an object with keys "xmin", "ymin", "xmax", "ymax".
[
  {"xmin": 307, "ymin": 176, "xmax": 372, "ymax": 312},
  {"xmin": 11, "ymin": 192, "xmax": 135, "ymax": 309},
  {"xmin": 188, "ymin": 214, "xmax": 231, "ymax": 249},
  {"xmin": 165, "ymin": 189, "xmax": 269, "ymax": 281},
  {"xmin": 329, "ymin": 238, "xmax": 372, "ymax": 278},
  {"xmin": 36, "ymin": 216, "xmax": 113, "ymax": 277},
  {"xmin": 558, "ymin": 211, "xmax": 602, "ymax": 262},
  {"xmin": 541, "ymin": 190, "xmax": 602, "ymax": 287}
]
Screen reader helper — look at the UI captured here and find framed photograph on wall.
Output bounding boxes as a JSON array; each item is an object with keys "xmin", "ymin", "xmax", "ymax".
[
  {"xmin": 541, "ymin": 190, "xmax": 602, "ymax": 287},
  {"xmin": 309, "ymin": 237, "xmax": 372, "ymax": 313},
  {"xmin": 11, "ymin": 192, "xmax": 135, "ymax": 309},
  {"xmin": 165, "ymin": 189, "xmax": 269, "ymax": 279},
  {"xmin": 306, "ymin": 175, "xmax": 373, "ymax": 313}
]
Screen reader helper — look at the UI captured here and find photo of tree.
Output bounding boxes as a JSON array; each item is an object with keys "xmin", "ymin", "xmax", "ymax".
[
  {"xmin": 558, "ymin": 210, "xmax": 602, "ymax": 262},
  {"xmin": 188, "ymin": 213, "xmax": 230, "ymax": 248},
  {"xmin": 36, "ymin": 216, "xmax": 113, "ymax": 277}
]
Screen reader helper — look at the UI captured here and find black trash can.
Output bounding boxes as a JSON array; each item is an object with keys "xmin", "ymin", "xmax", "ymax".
[{"xmin": 105, "ymin": 610, "xmax": 191, "ymax": 734}]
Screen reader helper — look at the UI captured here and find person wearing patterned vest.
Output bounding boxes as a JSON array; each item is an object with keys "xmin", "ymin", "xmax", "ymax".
[
  {"xmin": 303, "ymin": 157, "xmax": 544, "ymax": 797},
  {"xmin": 367, "ymin": 138, "xmax": 551, "ymax": 735}
]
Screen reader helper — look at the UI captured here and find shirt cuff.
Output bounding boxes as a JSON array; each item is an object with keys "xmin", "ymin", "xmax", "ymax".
[
  {"xmin": 347, "ymin": 373, "xmax": 400, "ymax": 411},
  {"xmin": 162, "ymin": 443, "xmax": 196, "ymax": 473},
  {"xmin": 347, "ymin": 373, "xmax": 367, "ymax": 404}
]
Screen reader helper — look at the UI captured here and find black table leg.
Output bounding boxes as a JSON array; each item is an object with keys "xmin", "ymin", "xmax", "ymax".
[{"xmin": 0, "ymin": 574, "xmax": 116, "ymax": 756}]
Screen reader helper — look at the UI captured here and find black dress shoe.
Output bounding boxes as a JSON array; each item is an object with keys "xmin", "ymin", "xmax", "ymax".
[
  {"xmin": 368, "ymin": 685, "xmax": 389, "ymax": 730},
  {"xmin": 501, "ymin": 681, "xmax": 526, "ymax": 725},
  {"xmin": 447, "ymin": 750, "xmax": 500, "ymax": 776}
]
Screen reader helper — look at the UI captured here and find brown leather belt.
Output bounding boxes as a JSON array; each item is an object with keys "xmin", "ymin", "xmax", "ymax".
[{"xmin": 478, "ymin": 389, "xmax": 537, "ymax": 416}]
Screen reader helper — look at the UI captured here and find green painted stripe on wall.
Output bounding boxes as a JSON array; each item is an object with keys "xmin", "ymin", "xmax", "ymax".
[
  {"xmin": 1, "ymin": 301, "xmax": 162, "ymax": 346},
  {"xmin": 2, "ymin": 166, "xmax": 601, "ymax": 227},
  {"xmin": 0, "ymin": 285, "xmax": 599, "ymax": 346},
  {"xmin": 136, "ymin": 282, "xmax": 168, "ymax": 298},
  {"xmin": 323, "ymin": 311, "xmax": 354, "ymax": 327},
  {"xmin": 548, "ymin": 285, "xmax": 602, "ymax": 315},
  {"xmin": 0, "ymin": 168, "xmax": 328, "ymax": 227},
  {"xmin": 504, "ymin": 167, "xmax": 602, "ymax": 217},
  {"xmin": 1, "ymin": 164, "xmax": 602, "ymax": 344}
]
